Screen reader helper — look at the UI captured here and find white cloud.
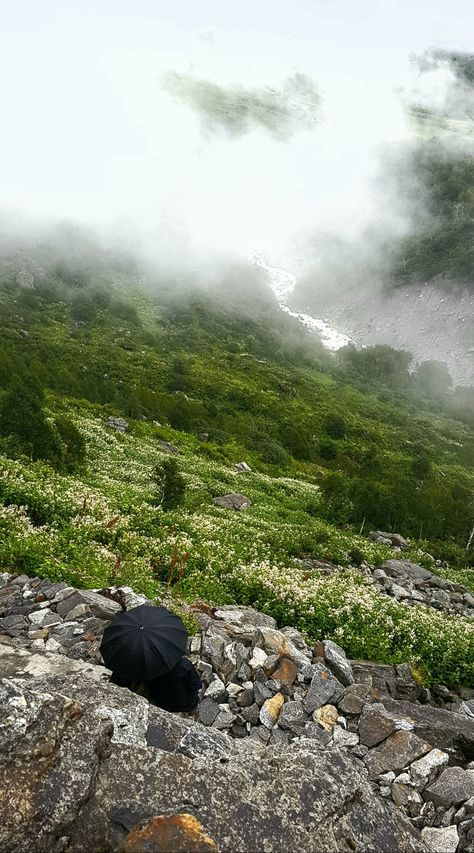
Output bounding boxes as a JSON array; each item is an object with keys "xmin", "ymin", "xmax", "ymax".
[{"xmin": 0, "ymin": 1, "xmax": 472, "ymax": 265}]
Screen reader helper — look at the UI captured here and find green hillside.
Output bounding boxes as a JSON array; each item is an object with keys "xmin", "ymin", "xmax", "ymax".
[{"xmin": 0, "ymin": 234, "xmax": 473, "ymax": 685}]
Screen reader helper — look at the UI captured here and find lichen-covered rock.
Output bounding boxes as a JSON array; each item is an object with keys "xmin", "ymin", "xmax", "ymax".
[
  {"xmin": 106, "ymin": 416, "xmax": 128, "ymax": 433},
  {"xmin": 333, "ymin": 726, "xmax": 359, "ymax": 748},
  {"xmin": 0, "ymin": 640, "xmax": 111, "ymax": 682},
  {"xmin": 213, "ymin": 494, "xmax": 251, "ymax": 510},
  {"xmin": 0, "ymin": 673, "xmax": 428, "ymax": 853},
  {"xmin": 73, "ymin": 735, "xmax": 425, "ymax": 853},
  {"xmin": 304, "ymin": 664, "xmax": 344, "ymax": 713},
  {"xmin": 233, "ymin": 462, "xmax": 252, "ymax": 473},
  {"xmin": 212, "ymin": 708, "xmax": 236, "ymax": 730},
  {"xmin": 379, "ymin": 697, "xmax": 474, "ymax": 761},
  {"xmin": 338, "ymin": 683, "xmax": 377, "ymax": 715},
  {"xmin": 240, "ymin": 703, "xmax": 260, "ymax": 725},
  {"xmin": 204, "ymin": 677, "xmax": 227, "ymax": 703},
  {"xmin": 421, "ymin": 824, "xmax": 459, "ymax": 853},
  {"xmin": 157, "ymin": 439, "xmax": 179, "ymax": 454},
  {"xmin": 409, "ymin": 750, "xmax": 449, "ymax": 788},
  {"xmin": 382, "ymin": 559, "xmax": 433, "ymax": 581},
  {"xmin": 359, "ymin": 703, "xmax": 401, "ymax": 747},
  {"xmin": 176, "ymin": 726, "xmax": 232, "ymax": 761},
  {"xmin": 0, "ymin": 678, "xmax": 112, "ymax": 853},
  {"xmin": 426, "ymin": 766, "xmax": 474, "ymax": 808},
  {"xmin": 322, "ymin": 640, "xmax": 354, "ymax": 686},
  {"xmin": 313, "ymin": 704, "xmax": 339, "ymax": 731},
  {"xmin": 370, "ymin": 531, "xmax": 409, "ymax": 549},
  {"xmin": 248, "ymin": 647, "xmax": 268, "ymax": 671},
  {"xmin": 278, "ymin": 699, "xmax": 307, "ymax": 734},
  {"xmin": 198, "ymin": 698, "xmax": 220, "ymax": 727},
  {"xmin": 257, "ymin": 626, "xmax": 309, "ymax": 669},
  {"xmin": 259, "ymin": 692, "xmax": 284, "ymax": 728},
  {"xmin": 271, "ymin": 657, "xmax": 298, "ymax": 684},
  {"xmin": 213, "ymin": 605, "xmax": 276, "ymax": 631},
  {"xmin": 365, "ymin": 731, "xmax": 431, "ymax": 778}
]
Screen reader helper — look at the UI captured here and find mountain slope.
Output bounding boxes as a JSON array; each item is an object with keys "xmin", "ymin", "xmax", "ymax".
[
  {"xmin": 295, "ymin": 281, "xmax": 474, "ymax": 385},
  {"xmin": 0, "ymin": 233, "xmax": 473, "ymax": 686}
]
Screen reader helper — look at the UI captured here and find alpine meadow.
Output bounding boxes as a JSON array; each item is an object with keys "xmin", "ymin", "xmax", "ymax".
[{"xmin": 0, "ymin": 225, "xmax": 473, "ymax": 687}]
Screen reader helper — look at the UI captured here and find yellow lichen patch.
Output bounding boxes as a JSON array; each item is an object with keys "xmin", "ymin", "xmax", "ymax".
[
  {"xmin": 313, "ymin": 704, "xmax": 339, "ymax": 731},
  {"xmin": 0, "ymin": 764, "xmax": 41, "ymax": 830},
  {"xmin": 116, "ymin": 812, "xmax": 218, "ymax": 852},
  {"xmin": 259, "ymin": 692, "xmax": 285, "ymax": 728}
]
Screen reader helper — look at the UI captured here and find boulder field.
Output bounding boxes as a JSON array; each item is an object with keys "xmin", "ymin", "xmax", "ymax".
[{"xmin": 1, "ymin": 570, "xmax": 474, "ymax": 852}]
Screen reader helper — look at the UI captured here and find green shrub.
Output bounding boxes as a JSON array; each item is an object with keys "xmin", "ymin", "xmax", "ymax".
[
  {"xmin": 411, "ymin": 455, "xmax": 432, "ymax": 480},
  {"xmin": 349, "ymin": 546, "xmax": 364, "ymax": 566},
  {"xmin": 226, "ymin": 562, "xmax": 474, "ymax": 686},
  {"xmin": 71, "ymin": 292, "xmax": 97, "ymax": 323},
  {"xmin": 281, "ymin": 423, "xmax": 314, "ymax": 460},
  {"xmin": 207, "ymin": 428, "xmax": 230, "ymax": 446},
  {"xmin": 109, "ymin": 299, "xmax": 138, "ymax": 323},
  {"xmin": 324, "ymin": 414, "xmax": 346, "ymax": 439},
  {"xmin": 319, "ymin": 438, "xmax": 338, "ymax": 461},
  {"xmin": 258, "ymin": 439, "xmax": 289, "ymax": 466},
  {"xmin": 167, "ymin": 357, "xmax": 190, "ymax": 392}
]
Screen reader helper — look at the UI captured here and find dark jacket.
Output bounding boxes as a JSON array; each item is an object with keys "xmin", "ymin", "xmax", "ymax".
[
  {"xmin": 111, "ymin": 657, "xmax": 202, "ymax": 713},
  {"xmin": 146, "ymin": 657, "xmax": 202, "ymax": 712}
]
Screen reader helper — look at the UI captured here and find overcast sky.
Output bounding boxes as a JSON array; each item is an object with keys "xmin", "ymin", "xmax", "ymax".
[{"xmin": 1, "ymin": 1, "xmax": 472, "ymax": 265}]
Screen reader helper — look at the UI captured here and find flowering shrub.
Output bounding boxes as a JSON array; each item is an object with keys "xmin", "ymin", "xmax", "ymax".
[
  {"xmin": 224, "ymin": 561, "xmax": 474, "ymax": 686},
  {"xmin": 0, "ymin": 408, "xmax": 472, "ymax": 686}
]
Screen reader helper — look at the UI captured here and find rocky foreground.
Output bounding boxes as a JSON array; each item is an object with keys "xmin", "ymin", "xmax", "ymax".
[{"xmin": 1, "ymin": 570, "xmax": 474, "ymax": 852}]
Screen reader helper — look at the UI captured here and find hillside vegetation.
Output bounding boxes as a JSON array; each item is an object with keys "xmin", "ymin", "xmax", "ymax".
[{"xmin": 0, "ymin": 232, "xmax": 473, "ymax": 685}]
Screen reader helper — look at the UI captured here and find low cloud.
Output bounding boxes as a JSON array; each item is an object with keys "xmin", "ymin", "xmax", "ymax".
[
  {"xmin": 161, "ymin": 71, "xmax": 322, "ymax": 141},
  {"xmin": 406, "ymin": 49, "xmax": 474, "ymax": 139}
]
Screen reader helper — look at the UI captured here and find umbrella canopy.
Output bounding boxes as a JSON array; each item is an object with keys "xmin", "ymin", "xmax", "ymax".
[{"xmin": 100, "ymin": 604, "xmax": 188, "ymax": 681}]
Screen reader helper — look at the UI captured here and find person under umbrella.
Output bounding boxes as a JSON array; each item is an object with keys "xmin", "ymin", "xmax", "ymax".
[{"xmin": 100, "ymin": 604, "xmax": 202, "ymax": 713}]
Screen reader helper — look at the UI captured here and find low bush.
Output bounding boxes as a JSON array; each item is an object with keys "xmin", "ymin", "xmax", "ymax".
[{"xmin": 225, "ymin": 562, "xmax": 474, "ymax": 686}]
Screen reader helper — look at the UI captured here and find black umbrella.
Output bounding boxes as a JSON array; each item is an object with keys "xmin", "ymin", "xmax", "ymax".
[{"xmin": 100, "ymin": 604, "xmax": 188, "ymax": 681}]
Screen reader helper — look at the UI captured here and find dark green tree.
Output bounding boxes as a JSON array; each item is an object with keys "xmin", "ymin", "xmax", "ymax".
[
  {"xmin": 154, "ymin": 457, "xmax": 186, "ymax": 511},
  {"xmin": 319, "ymin": 438, "xmax": 338, "ymax": 461},
  {"xmin": 338, "ymin": 345, "xmax": 413, "ymax": 389},
  {"xmin": 0, "ymin": 347, "xmax": 15, "ymax": 388},
  {"xmin": 71, "ymin": 291, "xmax": 97, "ymax": 323},
  {"xmin": 54, "ymin": 416, "xmax": 86, "ymax": 472},
  {"xmin": 319, "ymin": 472, "xmax": 352, "ymax": 523},
  {"xmin": 167, "ymin": 357, "xmax": 189, "ymax": 392},
  {"xmin": 414, "ymin": 360, "xmax": 452, "ymax": 400},
  {"xmin": 0, "ymin": 376, "xmax": 60, "ymax": 463},
  {"xmin": 280, "ymin": 421, "xmax": 314, "ymax": 460},
  {"xmin": 324, "ymin": 414, "xmax": 346, "ymax": 439}
]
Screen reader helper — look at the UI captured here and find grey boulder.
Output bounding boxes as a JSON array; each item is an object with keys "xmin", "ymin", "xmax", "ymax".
[
  {"xmin": 304, "ymin": 663, "xmax": 345, "ymax": 713},
  {"xmin": 0, "ymin": 674, "xmax": 426, "ymax": 853},
  {"xmin": 213, "ymin": 494, "xmax": 252, "ymax": 510}
]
